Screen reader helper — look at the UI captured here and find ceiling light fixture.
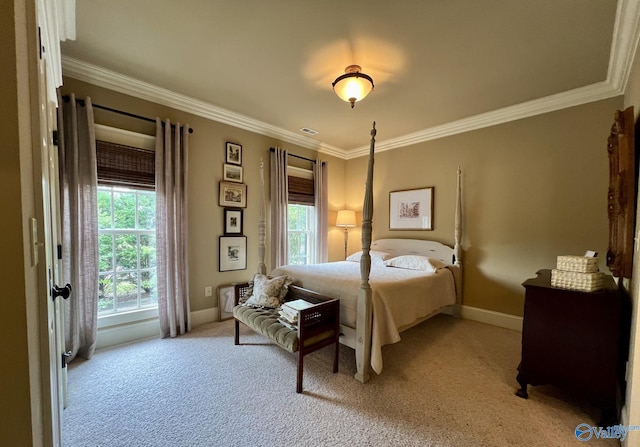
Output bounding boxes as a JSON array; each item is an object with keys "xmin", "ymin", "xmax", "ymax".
[{"xmin": 332, "ymin": 65, "xmax": 374, "ymax": 108}]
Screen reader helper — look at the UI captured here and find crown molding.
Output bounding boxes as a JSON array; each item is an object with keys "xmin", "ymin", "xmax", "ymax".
[
  {"xmin": 63, "ymin": 0, "xmax": 640, "ymax": 161},
  {"xmin": 607, "ymin": 0, "xmax": 640, "ymax": 94},
  {"xmin": 346, "ymin": 81, "xmax": 620, "ymax": 158},
  {"xmin": 61, "ymin": 56, "xmax": 348, "ymax": 159}
]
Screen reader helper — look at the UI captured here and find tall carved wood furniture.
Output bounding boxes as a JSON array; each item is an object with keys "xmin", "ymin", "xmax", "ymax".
[
  {"xmin": 516, "ymin": 270, "xmax": 630, "ymax": 424},
  {"xmin": 607, "ymin": 106, "xmax": 636, "ymax": 278}
]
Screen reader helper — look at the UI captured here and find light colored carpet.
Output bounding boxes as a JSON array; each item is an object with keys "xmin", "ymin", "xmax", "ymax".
[{"xmin": 63, "ymin": 315, "xmax": 619, "ymax": 446}]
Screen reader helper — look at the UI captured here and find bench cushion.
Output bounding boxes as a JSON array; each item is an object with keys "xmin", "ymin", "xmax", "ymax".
[
  {"xmin": 233, "ymin": 305, "xmax": 299, "ymax": 352},
  {"xmin": 233, "ymin": 305, "xmax": 338, "ymax": 353}
]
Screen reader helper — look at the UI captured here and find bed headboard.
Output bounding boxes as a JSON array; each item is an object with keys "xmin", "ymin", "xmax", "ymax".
[{"xmin": 371, "ymin": 239, "xmax": 456, "ymax": 265}]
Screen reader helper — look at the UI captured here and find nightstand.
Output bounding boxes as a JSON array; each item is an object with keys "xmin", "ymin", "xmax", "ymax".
[{"xmin": 516, "ymin": 269, "xmax": 630, "ymax": 424}]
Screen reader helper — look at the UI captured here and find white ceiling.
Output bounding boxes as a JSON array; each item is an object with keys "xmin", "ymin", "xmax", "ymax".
[{"xmin": 61, "ymin": 1, "xmax": 640, "ymax": 159}]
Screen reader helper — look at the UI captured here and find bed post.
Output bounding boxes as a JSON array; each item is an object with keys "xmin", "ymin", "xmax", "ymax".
[
  {"xmin": 452, "ymin": 166, "xmax": 462, "ymax": 318},
  {"xmin": 354, "ymin": 122, "xmax": 376, "ymax": 384},
  {"xmin": 258, "ymin": 158, "xmax": 267, "ymax": 275}
]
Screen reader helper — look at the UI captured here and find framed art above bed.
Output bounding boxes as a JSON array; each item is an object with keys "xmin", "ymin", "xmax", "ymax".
[{"xmin": 389, "ymin": 187, "xmax": 434, "ymax": 230}]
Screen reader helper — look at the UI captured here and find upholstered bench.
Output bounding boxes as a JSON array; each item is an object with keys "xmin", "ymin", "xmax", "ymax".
[{"xmin": 233, "ymin": 283, "xmax": 340, "ymax": 393}]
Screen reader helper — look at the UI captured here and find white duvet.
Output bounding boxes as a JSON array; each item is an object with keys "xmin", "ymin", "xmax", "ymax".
[{"xmin": 271, "ymin": 261, "xmax": 457, "ymax": 374}]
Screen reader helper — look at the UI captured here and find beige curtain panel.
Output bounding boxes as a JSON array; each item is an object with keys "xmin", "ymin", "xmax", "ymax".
[
  {"xmin": 314, "ymin": 160, "xmax": 328, "ymax": 264},
  {"xmin": 270, "ymin": 147, "xmax": 289, "ymax": 269},
  {"xmin": 57, "ymin": 92, "xmax": 99, "ymax": 361},
  {"xmin": 156, "ymin": 119, "xmax": 191, "ymax": 338}
]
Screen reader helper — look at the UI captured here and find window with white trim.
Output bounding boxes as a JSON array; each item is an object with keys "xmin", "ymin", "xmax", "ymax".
[
  {"xmin": 287, "ymin": 204, "xmax": 315, "ymax": 265},
  {"xmin": 287, "ymin": 165, "xmax": 316, "ymax": 265},
  {"xmin": 97, "ymin": 186, "xmax": 157, "ymax": 315},
  {"xmin": 94, "ymin": 125, "xmax": 158, "ymax": 320}
]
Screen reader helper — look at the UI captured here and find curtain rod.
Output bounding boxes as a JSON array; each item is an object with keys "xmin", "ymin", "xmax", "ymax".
[
  {"xmin": 61, "ymin": 95, "xmax": 194, "ymax": 134},
  {"xmin": 269, "ymin": 147, "xmax": 325, "ymax": 165}
]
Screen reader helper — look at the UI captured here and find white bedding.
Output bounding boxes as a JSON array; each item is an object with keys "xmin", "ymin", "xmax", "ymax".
[{"xmin": 271, "ymin": 261, "xmax": 457, "ymax": 374}]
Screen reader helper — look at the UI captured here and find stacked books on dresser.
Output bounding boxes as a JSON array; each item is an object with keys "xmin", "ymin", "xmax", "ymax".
[
  {"xmin": 551, "ymin": 255, "xmax": 604, "ymax": 292},
  {"xmin": 278, "ymin": 299, "xmax": 313, "ymax": 330}
]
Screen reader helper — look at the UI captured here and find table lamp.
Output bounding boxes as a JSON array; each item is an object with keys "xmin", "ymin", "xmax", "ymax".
[{"xmin": 336, "ymin": 210, "xmax": 356, "ymax": 259}]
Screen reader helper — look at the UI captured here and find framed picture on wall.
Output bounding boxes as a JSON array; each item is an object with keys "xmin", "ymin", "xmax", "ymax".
[
  {"xmin": 224, "ymin": 208, "xmax": 243, "ymax": 235},
  {"xmin": 219, "ymin": 181, "xmax": 247, "ymax": 208},
  {"xmin": 223, "ymin": 163, "xmax": 243, "ymax": 183},
  {"xmin": 219, "ymin": 236, "xmax": 247, "ymax": 272},
  {"xmin": 217, "ymin": 284, "xmax": 236, "ymax": 321},
  {"xmin": 389, "ymin": 187, "xmax": 434, "ymax": 230},
  {"xmin": 226, "ymin": 142, "xmax": 242, "ymax": 165}
]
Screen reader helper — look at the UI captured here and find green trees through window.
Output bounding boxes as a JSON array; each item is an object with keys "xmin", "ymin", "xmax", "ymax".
[
  {"xmin": 288, "ymin": 204, "xmax": 315, "ymax": 265},
  {"xmin": 98, "ymin": 186, "xmax": 158, "ymax": 315}
]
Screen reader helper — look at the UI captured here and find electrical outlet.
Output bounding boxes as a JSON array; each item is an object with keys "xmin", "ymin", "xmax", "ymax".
[{"xmin": 204, "ymin": 286, "xmax": 213, "ymax": 297}]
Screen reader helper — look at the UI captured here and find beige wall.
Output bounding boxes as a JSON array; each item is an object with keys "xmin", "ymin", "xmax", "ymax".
[
  {"xmin": 60, "ymin": 76, "xmax": 624, "ymax": 318},
  {"xmin": 1, "ymin": 3, "xmax": 33, "ymax": 444},
  {"xmin": 346, "ymin": 98, "xmax": 622, "ymax": 316},
  {"xmin": 2, "ymin": 0, "xmax": 43, "ymax": 445},
  {"xmin": 60, "ymin": 78, "xmax": 347, "ymax": 313}
]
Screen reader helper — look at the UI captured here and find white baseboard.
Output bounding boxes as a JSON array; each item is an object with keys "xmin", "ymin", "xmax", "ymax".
[
  {"xmin": 458, "ymin": 305, "xmax": 523, "ymax": 332},
  {"xmin": 96, "ymin": 305, "xmax": 521, "ymax": 351},
  {"xmin": 96, "ymin": 307, "xmax": 220, "ymax": 350},
  {"xmin": 96, "ymin": 318, "xmax": 160, "ymax": 350},
  {"xmin": 191, "ymin": 307, "xmax": 218, "ymax": 327}
]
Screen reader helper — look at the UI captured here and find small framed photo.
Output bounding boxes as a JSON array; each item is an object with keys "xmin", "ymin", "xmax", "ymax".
[
  {"xmin": 226, "ymin": 142, "xmax": 242, "ymax": 165},
  {"xmin": 223, "ymin": 163, "xmax": 243, "ymax": 183},
  {"xmin": 219, "ymin": 181, "xmax": 247, "ymax": 208},
  {"xmin": 389, "ymin": 186, "xmax": 434, "ymax": 230},
  {"xmin": 219, "ymin": 236, "xmax": 247, "ymax": 272},
  {"xmin": 224, "ymin": 208, "xmax": 243, "ymax": 235},
  {"xmin": 217, "ymin": 284, "xmax": 236, "ymax": 321}
]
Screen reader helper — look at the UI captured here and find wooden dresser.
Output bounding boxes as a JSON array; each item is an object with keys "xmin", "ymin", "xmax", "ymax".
[{"xmin": 516, "ymin": 269, "xmax": 630, "ymax": 423}]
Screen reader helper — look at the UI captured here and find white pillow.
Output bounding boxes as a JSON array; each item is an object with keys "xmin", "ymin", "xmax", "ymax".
[
  {"xmin": 384, "ymin": 255, "xmax": 447, "ymax": 272},
  {"xmin": 346, "ymin": 250, "xmax": 391, "ymax": 266}
]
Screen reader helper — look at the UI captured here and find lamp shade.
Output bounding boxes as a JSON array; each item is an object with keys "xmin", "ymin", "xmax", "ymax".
[
  {"xmin": 332, "ymin": 65, "xmax": 374, "ymax": 108},
  {"xmin": 336, "ymin": 210, "xmax": 356, "ymax": 228}
]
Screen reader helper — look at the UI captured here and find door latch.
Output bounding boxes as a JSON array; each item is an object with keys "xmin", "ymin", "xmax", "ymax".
[
  {"xmin": 61, "ymin": 351, "xmax": 72, "ymax": 369},
  {"xmin": 51, "ymin": 283, "xmax": 72, "ymax": 301}
]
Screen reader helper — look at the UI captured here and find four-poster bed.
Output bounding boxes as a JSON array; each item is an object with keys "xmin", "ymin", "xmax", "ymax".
[{"xmin": 256, "ymin": 123, "xmax": 463, "ymax": 382}]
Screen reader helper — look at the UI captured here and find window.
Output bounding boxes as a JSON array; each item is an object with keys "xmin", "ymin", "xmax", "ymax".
[
  {"xmin": 287, "ymin": 166, "xmax": 316, "ymax": 265},
  {"xmin": 287, "ymin": 204, "xmax": 315, "ymax": 265},
  {"xmin": 97, "ymin": 186, "xmax": 157, "ymax": 315}
]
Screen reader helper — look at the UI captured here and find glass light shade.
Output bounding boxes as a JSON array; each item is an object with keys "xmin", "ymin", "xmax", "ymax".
[
  {"xmin": 332, "ymin": 65, "xmax": 374, "ymax": 108},
  {"xmin": 336, "ymin": 210, "xmax": 356, "ymax": 228},
  {"xmin": 334, "ymin": 77, "xmax": 373, "ymax": 103}
]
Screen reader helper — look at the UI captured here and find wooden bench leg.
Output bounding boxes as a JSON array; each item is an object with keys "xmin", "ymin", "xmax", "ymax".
[
  {"xmin": 297, "ymin": 350, "xmax": 304, "ymax": 393},
  {"xmin": 333, "ymin": 339, "xmax": 339, "ymax": 373},
  {"xmin": 234, "ymin": 319, "xmax": 240, "ymax": 345}
]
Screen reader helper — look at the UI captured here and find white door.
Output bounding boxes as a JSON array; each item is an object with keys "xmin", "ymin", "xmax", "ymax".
[
  {"xmin": 46, "ymin": 96, "xmax": 69, "ymax": 408},
  {"xmin": 35, "ymin": 30, "xmax": 67, "ymax": 446}
]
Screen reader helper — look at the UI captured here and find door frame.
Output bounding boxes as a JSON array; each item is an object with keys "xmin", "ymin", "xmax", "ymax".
[{"xmin": 17, "ymin": 0, "xmax": 64, "ymax": 445}]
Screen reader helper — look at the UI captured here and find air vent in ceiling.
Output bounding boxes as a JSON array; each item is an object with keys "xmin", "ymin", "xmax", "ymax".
[{"xmin": 299, "ymin": 127, "xmax": 318, "ymax": 136}]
